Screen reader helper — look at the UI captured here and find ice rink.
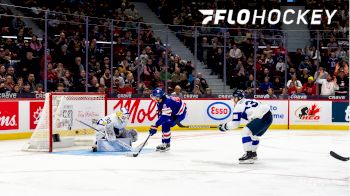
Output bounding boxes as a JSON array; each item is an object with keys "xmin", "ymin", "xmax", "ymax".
[{"xmin": 0, "ymin": 130, "xmax": 349, "ymax": 196}]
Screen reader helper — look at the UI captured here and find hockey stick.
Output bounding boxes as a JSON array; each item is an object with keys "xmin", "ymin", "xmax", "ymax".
[
  {"xmin": 131, "ymin": 134, "xmax": 151, "ymax": 157},
  {"xmin": 330, "ymin": 151, "xmax": 349, "ymax": 161},
  {"xmin": 75, "ymin": 119, "xmax": 132, "ymax": 152},
  {"xmin": 176, "ymin": 121, "xmax": 218, "ymax": 129},
  {"xmin": 175, "ymin": 121, "xmax": 243, "ymax": 129}
]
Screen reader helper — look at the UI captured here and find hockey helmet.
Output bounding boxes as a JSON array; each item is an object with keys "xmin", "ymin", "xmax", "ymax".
[
  {"xmin": 116, "ymin": 107, "xmax": 130, "ymax": 122},
  {"xmin": 150, "ymin": 88, "xmax": 165, "ymax": 100},
  {"xmin": 232, "ymin": 89, "xmax": 245, "ymax": 100}
]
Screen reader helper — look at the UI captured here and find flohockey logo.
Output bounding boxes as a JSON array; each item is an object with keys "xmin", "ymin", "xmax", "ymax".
[
  {"xmin": 207, "ymin": 102, "xmax": 232, "ymax": 121},
  {"xmin": 199, "ymin": 9, "xmax": 337, "ymax": 25},
  {"xmin": 345, "ymin": 106, "xmax": 350, "ymax": 122},
  {"xmin": 295, "ymin": 104, "xmax": 321, "ymax": 121}
]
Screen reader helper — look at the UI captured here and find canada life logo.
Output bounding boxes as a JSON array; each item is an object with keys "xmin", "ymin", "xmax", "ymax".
[
  {"xmin": 295, "ymin": 104, "xmax": 321, "ymax": 121},
  {"xmin": 207, "ymin": 102, "xmax": 232, "ymax": 120}
]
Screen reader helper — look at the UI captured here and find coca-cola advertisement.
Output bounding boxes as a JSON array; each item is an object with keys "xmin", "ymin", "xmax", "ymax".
[
  {"xmin": 29, "ymin": 102, "xmax": 45, "ymax": 130},
  {"xmin": 0, "ymin": 102, "xmax": 19, "ymax": 130}
]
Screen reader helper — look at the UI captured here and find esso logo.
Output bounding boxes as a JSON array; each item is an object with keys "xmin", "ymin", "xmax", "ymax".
[{"xmin": 207, "ymin": 102, "xmax": 232, "ymax": 120}]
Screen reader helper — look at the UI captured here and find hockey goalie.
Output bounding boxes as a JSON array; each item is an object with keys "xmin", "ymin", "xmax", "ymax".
[{"xmin": 92, "ymin": 107, "xmax": 138, "ymax": 152}]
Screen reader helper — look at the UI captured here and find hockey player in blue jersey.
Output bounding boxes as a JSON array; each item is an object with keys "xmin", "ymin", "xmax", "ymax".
[
  {"xmin": 148, "ymin": 88, "xmax": 187, "ymax": 152},
  {"xmin": 219, "ymin": 89, "xmax": 273, "ymax": 164}
]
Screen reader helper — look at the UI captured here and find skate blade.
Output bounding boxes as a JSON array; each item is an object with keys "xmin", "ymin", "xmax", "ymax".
[
  {"xmin": 239, "ymin": 159, "xmax": 254, "ymax": 164},
  {"xmin": 156, "ymin": 148, "xmax": 170, "ymax": 152}
]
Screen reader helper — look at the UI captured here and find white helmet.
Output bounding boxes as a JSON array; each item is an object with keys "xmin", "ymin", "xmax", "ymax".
[{"xmin": 116, "ymin": 108, "xmax": 130, "ymax": 122}]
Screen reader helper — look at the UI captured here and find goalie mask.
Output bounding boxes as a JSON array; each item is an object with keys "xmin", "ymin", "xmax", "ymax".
[{"xmin": 116, "ymin": 108, "xmax": 130, "ymax": 122}]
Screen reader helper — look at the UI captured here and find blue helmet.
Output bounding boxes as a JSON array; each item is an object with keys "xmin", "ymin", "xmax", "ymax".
[
  {"xmin": 150, "ymin": 88, "xmax": 165, "ymax": 99},
  {"xmin": 232, "ymin": 89, "xmax": 245, "ymax": 100}
]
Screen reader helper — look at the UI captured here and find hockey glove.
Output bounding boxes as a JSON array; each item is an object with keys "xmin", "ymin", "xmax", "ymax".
[
  {"xmin": 149, "ymin": 125, "xmax": 157, "ymax": 136},
  {"xmin": 218, "ymin": 123, "xmax": 228, "ymax": 132}
]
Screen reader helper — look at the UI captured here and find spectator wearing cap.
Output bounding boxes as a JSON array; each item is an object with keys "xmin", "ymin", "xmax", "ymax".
[
  {"xmin": 263, "ymin": 88, "xmax": 277, "ymax": 99},
  {"xmin": 316, "ymin": 74, "xmax": 339, "ymax": 96},
  {"xmin": 302, "ymin": 76, "xmax": 316, "ymax": 96},
  {"xmin": 196, "ymin": 72, "xmax": 208, "ymax": 90}
]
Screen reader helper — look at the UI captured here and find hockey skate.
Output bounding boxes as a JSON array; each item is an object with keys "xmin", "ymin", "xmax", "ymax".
[
  {"xmin": 251, "ymin": 151, "xmax": 257, "ymax": 160},
  {"xmin": 92, "ymin": 145, "xmax": 97, "ymax": 152},
  {"xmin": 156, "ymin": 143, "xmax": 170, "ymax": 152},
  {"xmin": 239, "ymin": 151, "xmax": 254, "ymax": 164}
]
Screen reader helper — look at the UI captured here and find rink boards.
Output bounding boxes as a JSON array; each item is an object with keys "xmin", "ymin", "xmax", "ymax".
[{"xmin": 0, "ymin": 98, "xmax": 348, "ymax": 140}]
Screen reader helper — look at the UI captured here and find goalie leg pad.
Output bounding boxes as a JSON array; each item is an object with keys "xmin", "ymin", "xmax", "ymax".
[{"xmin": 96, "ymin": 138, "xmax": 132, "ymax": 152}]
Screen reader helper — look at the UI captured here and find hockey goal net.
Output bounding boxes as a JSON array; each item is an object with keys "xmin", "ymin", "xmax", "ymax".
[{"xmin": 23, "ymin": 92, "xmax": 107, "ymax": 152}]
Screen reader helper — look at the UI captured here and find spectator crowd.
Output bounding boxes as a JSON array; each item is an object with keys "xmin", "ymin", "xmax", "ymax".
[{"xmin": 0, "ymin": 0, "xmax": 349, "ymax": 98}]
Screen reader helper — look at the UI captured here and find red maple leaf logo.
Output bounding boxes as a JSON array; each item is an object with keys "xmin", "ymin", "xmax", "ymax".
[{"xmin": 308, "ymin": 104, "xmax": 320, "ymax": 116}]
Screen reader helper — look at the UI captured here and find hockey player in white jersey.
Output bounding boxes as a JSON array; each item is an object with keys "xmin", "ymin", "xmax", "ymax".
[
  {"xmin": 92, "ymin": 107, "xmax": 138, "ymax": 152},
  {"xmin": 219, "ymin": 89, "xmax": 273, "ymax": 164}
]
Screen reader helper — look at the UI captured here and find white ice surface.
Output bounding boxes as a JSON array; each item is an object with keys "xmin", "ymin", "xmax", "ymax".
[{"xmin": 0, "ymin": 130, "xmax": 349, "ymax": 196}]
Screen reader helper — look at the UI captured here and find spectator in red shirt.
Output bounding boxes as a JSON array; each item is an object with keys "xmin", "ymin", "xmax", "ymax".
[
  {"xmin": 288, "ymin": 82, "xmax": 298, "ymax": 95},
  {"xmin": 302, "ymin": 76, "xmax": 316, "ymax": 96}
]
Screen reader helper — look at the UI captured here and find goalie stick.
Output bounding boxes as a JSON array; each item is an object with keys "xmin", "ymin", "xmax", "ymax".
[
  {"xmin": 75, "ymin": 119, "xmax": 132, "ymax": 152},
  {"xmin": 330, "ymin": 151, "xmax": 349, "ymax": 161}
]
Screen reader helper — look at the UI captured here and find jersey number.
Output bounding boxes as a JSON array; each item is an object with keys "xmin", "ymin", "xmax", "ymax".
[{"xmin": 243, "ymin": 101, "xmax": 258, "ymax": 113}]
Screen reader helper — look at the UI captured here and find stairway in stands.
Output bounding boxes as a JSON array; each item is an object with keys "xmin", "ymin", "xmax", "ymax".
[
  {"xmin": 280, "ymin": 6, "xmax": 311, "ymax": 52},
  {"xmin": 133, "ymin": 2, "xmax": 231, "ymax": 94}
]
